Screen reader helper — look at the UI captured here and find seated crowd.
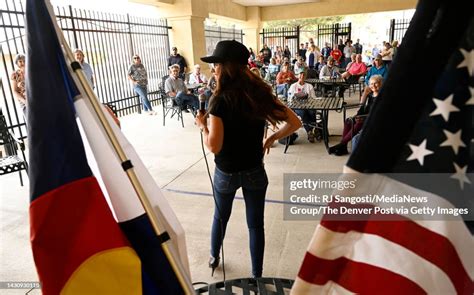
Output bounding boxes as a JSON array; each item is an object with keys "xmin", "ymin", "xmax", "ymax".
[
  {"xmin": 159, "ymin": 38, "xmax": 393, "ymax": 157},
  {"xmin": 243, "ymin": 38, "xmax": 394, "ymax": 155}
]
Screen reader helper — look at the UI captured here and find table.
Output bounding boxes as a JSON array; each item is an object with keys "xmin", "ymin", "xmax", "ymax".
[
  {"xmin": 185, "ymin": 83, "xmax": 205, "ymax": 96},
  {"xmin": 305, "ymin": 78, "xmax": 346, "ymax": 85},
  {"xmin": 186, "ymin": 83, "xmax": 204, "ymax": 91},
  {"xmin": 305, "ymin": 78, "xmax": 348, "ymax": 98},
  {"xmin": 285, "ymin": 97, "xmax": 344, "ymax": 153}
]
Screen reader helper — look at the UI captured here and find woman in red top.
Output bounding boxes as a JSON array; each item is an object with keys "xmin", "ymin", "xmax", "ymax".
[
  {"xmin": 275, "ymin": 62, "xmax": 297, "ymax": 98},
  {"xmin": 330, "ymin": 44, "xmax": 343, "ymax": 66}
]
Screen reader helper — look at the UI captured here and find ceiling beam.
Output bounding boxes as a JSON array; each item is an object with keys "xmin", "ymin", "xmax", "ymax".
[
  {"xmin": 260, "ymin": 0, "xmax": 417, "ymax": 21},
  {"xmin": 129, "ymin": 0, "xmax": 174, "ymax": 6}
]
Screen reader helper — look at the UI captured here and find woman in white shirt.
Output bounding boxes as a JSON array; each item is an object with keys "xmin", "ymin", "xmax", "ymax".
[
  {"xmin": 188, "ymin": 64, "xmax": 208, "ymax": 84},
  {"xmin": 381, "ymin": 42, "xmax": 393, "ymax": 67}
]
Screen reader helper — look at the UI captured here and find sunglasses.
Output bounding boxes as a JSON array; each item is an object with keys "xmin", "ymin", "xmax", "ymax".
[{"xmin": 133, "ymin": 57, "xmax": 140, "ymax": 60}]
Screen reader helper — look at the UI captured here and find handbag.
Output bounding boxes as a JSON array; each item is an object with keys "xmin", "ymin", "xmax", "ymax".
[{"xmin": 293, "ymin": 92, "xmax": 308, "ymax": 101}]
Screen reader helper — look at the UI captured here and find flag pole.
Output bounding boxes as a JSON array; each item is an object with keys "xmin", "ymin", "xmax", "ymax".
[{"xmin": 44, "ymin": 3, "xmax": 194, "ymax": 294}]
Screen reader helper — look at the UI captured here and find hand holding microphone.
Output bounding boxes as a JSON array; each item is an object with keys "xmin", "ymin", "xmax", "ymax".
[
  {"xmin": 199, "ymin": 93, "xmax": 207, "ymax": 115},
  {"xmin": 196, "ymin": 94, "xmax": 208, "ymax": 131}
]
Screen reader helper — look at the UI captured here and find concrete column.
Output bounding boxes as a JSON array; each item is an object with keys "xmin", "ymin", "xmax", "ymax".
[
  {"xmin": 148, "ymin": 0, "xmax": 209, "ymax": 75},
  {"xmin": 167, "ymin": 15, "xmax": 207, "ymax": 72},
  {"xmin": 242, "ymin": 6, "xmax": 262, "ymax": 52}
]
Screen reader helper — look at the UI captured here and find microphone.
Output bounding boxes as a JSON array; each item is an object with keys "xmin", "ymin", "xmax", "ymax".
[{"xmin": 199, "ymin": 94, "xmax": 207, "ymax": 113}]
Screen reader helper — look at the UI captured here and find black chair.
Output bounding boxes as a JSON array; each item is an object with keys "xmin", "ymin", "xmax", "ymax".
[
  {"xmin": 306, "ymin": 68, "xmax": 318, "ymax": 79},
  {"xmin": 347, "ymin": 75, "xmax": 365, "ymax": 97},
  {"xmin": 160, "ymin": 75, "xmax": 184, "ymax": 128},
  {"xmin": 0, "ymin": 113, "xmax": 28, "ymax": 186},
  {"xmin": 342, "ymin": 101, "xmax": 363, "ymax": 122}
]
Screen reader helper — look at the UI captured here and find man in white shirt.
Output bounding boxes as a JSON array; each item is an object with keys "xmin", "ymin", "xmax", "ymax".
[{"xmin": 288, "ymin": 71, "xmax": 318, "ymax": 142}]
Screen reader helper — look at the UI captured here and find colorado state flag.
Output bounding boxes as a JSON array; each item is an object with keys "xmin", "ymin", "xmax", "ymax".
[{"xmin": 26, "ymin": 0, "xmax": 190, "ymax": 294}]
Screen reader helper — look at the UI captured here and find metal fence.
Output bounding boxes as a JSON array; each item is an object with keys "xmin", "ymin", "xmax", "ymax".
[
  {"xmin": 1, "ymin": 0, "xmax": 171, "ymax": 142},
  {"xmin": 389, "ymin": 18, "xmax": 410, "ymax": 43},
  {"xmin": 316, "ymin": 22, "xmax": 351, "ymax": 49},
  {"xmin": 1, "ymin": 0, "xmax": 26, "ymax": 140},
  {"xmin": 205, "ymin": 25, "xmax": 243, "ymax": 56},
  {"xmin": 258, "ymin": 23, "xmax": 352, "ymax": 60},
  {"xmin": 260, "ymin": 26, "xmax": 300, "ymax": 59}
]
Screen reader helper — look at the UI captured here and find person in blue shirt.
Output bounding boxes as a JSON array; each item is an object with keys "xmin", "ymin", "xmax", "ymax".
[
  {"xmin": 360, "ymin": 54, "xmax": 388, "ymax": 103},
  {"xmin": 321, "ymin": 42, "xmax": 332, "ymax": 59}
]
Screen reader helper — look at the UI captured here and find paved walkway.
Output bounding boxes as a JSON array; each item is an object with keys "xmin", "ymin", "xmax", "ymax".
[{"xmin": 0, "ymin": 92, "xmax": 360, "ymax": 294}]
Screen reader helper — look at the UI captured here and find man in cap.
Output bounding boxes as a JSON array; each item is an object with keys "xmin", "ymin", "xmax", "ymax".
[{"xmin": 168, "ymin": 47, "xmax": 187, "ymax": 80}]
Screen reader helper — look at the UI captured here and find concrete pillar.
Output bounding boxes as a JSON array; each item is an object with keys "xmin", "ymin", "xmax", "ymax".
[
  {"xmin": 167, "ymin": 15, "xmax": 207, "ymax": 72},
  {"xmin": 150, "ymin": 0, "xmax": 209, "ymax": 75},
  {"xmin": 242, "ymin": 6, "xmax": 262, "ymax": 52}
]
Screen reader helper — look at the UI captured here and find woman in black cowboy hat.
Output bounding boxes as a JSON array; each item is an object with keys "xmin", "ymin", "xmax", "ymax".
[{"xmin": 196, "ymin": 40, "xmax": 301, "ymax": 278}]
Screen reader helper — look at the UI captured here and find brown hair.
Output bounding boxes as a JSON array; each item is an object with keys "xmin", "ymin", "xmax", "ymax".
[{"xmin": 208, "ymin": 62, "xmax": 287, "ymax": 124}]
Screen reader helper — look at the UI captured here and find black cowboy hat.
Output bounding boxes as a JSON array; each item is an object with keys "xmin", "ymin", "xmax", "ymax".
[{"xmin": 201, "ymin": 40, "xmax": 249, "ymax": 65}]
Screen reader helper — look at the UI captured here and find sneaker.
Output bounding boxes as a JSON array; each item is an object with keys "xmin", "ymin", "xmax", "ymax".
[
  {"xmin": 150, "ymin": 110, "xmax": 157, "ymax": 115},
  {"xmin": 313, "ymin": 128, "xmax": 322, "ymax": 141},
  {"xmin": 307, "ymin": 131, "xmax": 315, "ymax": 143}
]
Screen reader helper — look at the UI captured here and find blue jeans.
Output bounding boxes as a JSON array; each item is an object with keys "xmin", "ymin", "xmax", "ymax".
[
  {"xmin": 204, "ymin": 89, "xmax": 213, "ymax": 100},
  {"xmin": 294, "ymin": 109, "xmax": 316, "ymax": 132},
  {"xmin": 133, "ymin": 84, "xmax": 153, "ymax": 111},
  {"xmin": 175, "ymin": 91, "xmax": 199, "ymax": 111},
  {"xmin": 211, "ymin": 165, "xmax": 268, "ymax": 277},
  {"xmin": 352, "ymin": 132, "xmax": 362, "ymax": 152},
  {"xmin": 276, "ymin": 84, "xmax": 289, "ymax": 98}
]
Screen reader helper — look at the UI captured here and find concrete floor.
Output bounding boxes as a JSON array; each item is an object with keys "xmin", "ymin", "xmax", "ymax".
[{"xmin": 0, "ymin": 92, "xmax": 360, "ymax": 294}]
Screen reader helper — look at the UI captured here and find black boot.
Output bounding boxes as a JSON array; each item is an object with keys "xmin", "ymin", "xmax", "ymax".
[
  {"xmin": 334, "ymin": 143, "xmax": 349, "ymax": 156},
  {"xmin": 209, "ymin": 256, "xmax": 220, "ymax": 277},
  {"xmin": 328, "ymin": 143, "xmax": 342, "ymax": 154}
]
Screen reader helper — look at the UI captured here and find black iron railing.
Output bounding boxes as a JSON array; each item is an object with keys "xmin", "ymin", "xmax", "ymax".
[
  {"xmin": 205, "ymin": 25, "xmax": 244, "ymax": 56},
  {"xmin": 389, "ymin": 18, "xmax": 410, "ymax": 43},
  {"xmin": 1, "ymin": 0, "xmax": 171, "ymax": 129}
]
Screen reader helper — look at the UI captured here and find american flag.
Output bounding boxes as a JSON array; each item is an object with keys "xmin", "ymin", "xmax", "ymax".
[{"xmin": 291, "ymin": 1, "xmax": 473, "ymax": 294}]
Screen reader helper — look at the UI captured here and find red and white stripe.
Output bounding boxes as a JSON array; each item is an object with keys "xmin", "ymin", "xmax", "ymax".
[{"xmin": 291, "ymin": 168, "xmax": 474, "ymax": 294}]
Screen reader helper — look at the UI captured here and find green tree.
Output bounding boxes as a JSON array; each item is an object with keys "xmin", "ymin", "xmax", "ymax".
[{"xmin": 264, "ymin": 16, "xmax": 344, "ymax": 29}]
